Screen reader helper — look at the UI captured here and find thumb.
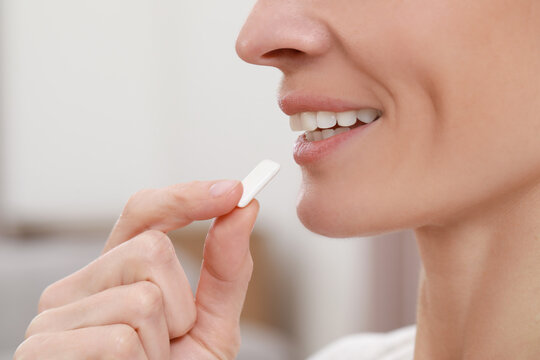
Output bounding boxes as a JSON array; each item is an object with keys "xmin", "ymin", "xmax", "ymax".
[{"xmin": 190, "ymin": 200, "xmax": 259, "ymax": 356}]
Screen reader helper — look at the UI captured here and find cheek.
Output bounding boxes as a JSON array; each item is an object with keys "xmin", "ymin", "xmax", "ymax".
[
  {"xmin": 296, "ymin": 118, "xmax": 540, "ymax": 239},
  {"xmin": 297, "ymin": 0, "xmax": 540, "ymax": 236},
  {"xmin": 296, "ymin": 102, "xmax": 540, "ymax": 238}
]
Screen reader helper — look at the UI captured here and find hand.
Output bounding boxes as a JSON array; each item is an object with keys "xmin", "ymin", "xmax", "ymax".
[{"xmin": 15, "ymin": 180, "xmax": 259, "ymax": 359}]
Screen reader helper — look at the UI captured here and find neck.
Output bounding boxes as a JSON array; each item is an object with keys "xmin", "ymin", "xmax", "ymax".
[{"xmin": 413, "ymin": 183, "xmax": 540, "ymax": 359}]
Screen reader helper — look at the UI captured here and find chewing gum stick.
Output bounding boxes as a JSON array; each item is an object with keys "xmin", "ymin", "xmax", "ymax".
[{"xmin": 237, "ymin": 160, "xmax": 280, "ymax": 208}]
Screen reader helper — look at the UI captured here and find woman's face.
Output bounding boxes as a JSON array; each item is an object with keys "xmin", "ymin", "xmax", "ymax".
[{"xmin": 236, "ymin": 0, "xmax": 540, "ymax": 237}]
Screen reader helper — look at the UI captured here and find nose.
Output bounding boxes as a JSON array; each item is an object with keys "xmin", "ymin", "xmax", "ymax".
[{"xmin": 236, "ymin": 1, "xmax": 332, "ymax": 71}]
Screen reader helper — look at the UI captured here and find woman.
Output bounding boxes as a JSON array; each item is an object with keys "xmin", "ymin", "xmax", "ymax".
[{"xmin": 15, "ymin": 0, "xmax": 540, "ymax": 359}]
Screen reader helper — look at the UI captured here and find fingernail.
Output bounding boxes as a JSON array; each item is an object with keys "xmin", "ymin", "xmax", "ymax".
[{"xmin": 209, "ymin": 180, "xmax": 239, "ymax": 198}]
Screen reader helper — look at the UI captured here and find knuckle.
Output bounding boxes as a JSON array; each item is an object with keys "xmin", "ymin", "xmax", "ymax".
[
  {"xmin": 186, "ymin": 306, "xmax": 197, "ymax": 330},
  {"xmin": 140, "ymin": 230, "xmax": 176, "ymax": 264},
  {"xmin": 37, "ymin": 283, "xmax": 59, "ymax": 313},
  {"xmin": 122, "ymin": 188, "xmax": 154, "ymax": 218},
  {"xmin": 110, "ymin": 324, "xmax": 140, "ymax": 358},
  {"xmin": 178, "ymin": 304, "xmax": 197, "ymax": 335},
  {"xmin": 132, "ymin": 281, "xmax": 163, "ymax": 319},
  {"xmin": 13, "ymin": 343, "xmax": 26, "ymax": 359},
  {"xmin": 12, "ymin": 347, "xmax": 24, "ymax": 360},
  {"xmin": 24, "ymin": 312, "xmax": 47, "ymax": 339},
  {"xmin": 15, "ymin": 334, "xmax": 45, "ymax": 360},
  {"xmin": 170, "ymin": 181, "xmax": 198, "ymax": 200},
  {"xmin": 170, "ymin": 182, "xmax": 200, "ymax": 211}
]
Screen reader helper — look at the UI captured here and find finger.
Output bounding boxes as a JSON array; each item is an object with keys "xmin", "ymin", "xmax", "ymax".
[
  {"xmin": 27, "ymin": 282, "xmax": 169, "ymax": 360},
  {"xmin": 15, "ymin": 324, "xmax": 147, "ymax": 360},
  {"xmin": 104, "ymin": 180, "xmax": 243, "ymax": 253},
  {"xmin": 39, "ymin": 230, "xmax": 196, "ymax": 339},
  {"xmin": 177, "ymin": 200, "xmax": 259, "ymax": 358}
]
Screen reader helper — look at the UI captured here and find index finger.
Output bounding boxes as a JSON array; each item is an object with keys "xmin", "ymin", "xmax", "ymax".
[{"xmin": 104, "ymin": 180, "xmax": 242, "ymax": 253}]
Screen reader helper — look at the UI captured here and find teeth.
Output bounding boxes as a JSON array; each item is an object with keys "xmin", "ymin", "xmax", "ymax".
[
  {"xmin": 321, "ymin": 129, "xmax": 335, "ymax": 140},
  {"xmin": 300, "ymin": 112, "xmax": 318, "ymax": 131},
  {"xmin": 291, "ymin": 108, "xmax": 382, "ymax": 143},
  {"xmin": 357, "ymin": 109, "xmax": 380, "ymax": 124},
  {"xmin": 305, "ymin": 127, "xmax": 351, "ymax": 142},
  {"xmin": 312, "ymin": 131, "xmax": 323, "ymax": 141},
  {"xmin": 336, "ymin": 111, "xmax": 357, "ymax": 127},
  {"xmin": 334, "ymin": 127, "xmax": 351, "ymax": 135},
  {"xmin": 316, "ymin": 112, "xmax": 337, "ymax": 129},
  {"xmin": 289, "ymin": 114, "xmax": 303, "ymax": 131}
]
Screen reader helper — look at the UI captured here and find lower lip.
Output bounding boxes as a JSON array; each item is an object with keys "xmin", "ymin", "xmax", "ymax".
[{"xmin": 293, "ymin": 120, "xmax": 379, "ymax": 165}]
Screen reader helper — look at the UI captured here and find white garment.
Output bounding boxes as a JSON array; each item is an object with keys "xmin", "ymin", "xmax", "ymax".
[{"xmin": 308, "ymin": 325, "xmax": 416, "ymax": 360}]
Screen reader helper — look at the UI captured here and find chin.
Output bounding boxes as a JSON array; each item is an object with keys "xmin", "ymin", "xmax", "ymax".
[
  {"xmin": 295, "ymin": 187, "xmax": 396, "ymax": 238},
  {"xmin": 295, "ymin": 170, "xmax": 436, "ymax": 238},
  {"xmin": 296, "ymin": 204, "xmax": 352, "ymax": 238}
]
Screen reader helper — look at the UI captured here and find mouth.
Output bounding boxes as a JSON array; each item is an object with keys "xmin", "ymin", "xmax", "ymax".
[
  {"xmin": 289, "ymin": 109, "xmax": 382, "ymax": 141},
  {"xmin": 279, "ymin": 93, "xmax": 383, "ymax": 164}
]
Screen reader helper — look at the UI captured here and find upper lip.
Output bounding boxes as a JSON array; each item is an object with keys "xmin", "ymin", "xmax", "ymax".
[{"xmin": 279, "ymin": 92, "xmax": 381, "ymax": 116}]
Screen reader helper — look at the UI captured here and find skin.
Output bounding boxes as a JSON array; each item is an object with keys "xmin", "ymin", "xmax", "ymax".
[
  {"xmin": 16, "ymin": 0, "xmax": 540, "ymax": 359},
  {"xmin": 236, "ymin": 0, "xmax": 540, "ymax": 359},
  {"xmin": 16, "ymin": 181, "xmax": 259, "ymax": 359}
]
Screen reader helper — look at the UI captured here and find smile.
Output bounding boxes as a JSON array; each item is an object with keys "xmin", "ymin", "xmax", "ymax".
[{"xmin": 289, "ymin": 109, "xmax": 382, "ymax": 141}]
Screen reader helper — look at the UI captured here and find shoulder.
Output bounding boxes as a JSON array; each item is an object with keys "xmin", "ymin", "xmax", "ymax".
[{"xmin": 307, "ymin": 325, "xmax": 416, "ymax": 360}]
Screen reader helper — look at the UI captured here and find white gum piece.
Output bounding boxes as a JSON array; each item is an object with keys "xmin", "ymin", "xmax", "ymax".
[{"xmin": 237, "ymin": 160, "xmax": 281, "ymax": 208}]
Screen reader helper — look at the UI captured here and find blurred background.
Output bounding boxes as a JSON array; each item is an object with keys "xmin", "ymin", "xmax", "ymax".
[{"xmin": 0, "ymin": 0, "xmax": 421, "ymax": 359}]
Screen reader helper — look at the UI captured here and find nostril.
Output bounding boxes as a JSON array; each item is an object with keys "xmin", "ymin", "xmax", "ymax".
[{"xmin": 262, "ymin": 48, "xmax": 304, "ymax": 60}]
